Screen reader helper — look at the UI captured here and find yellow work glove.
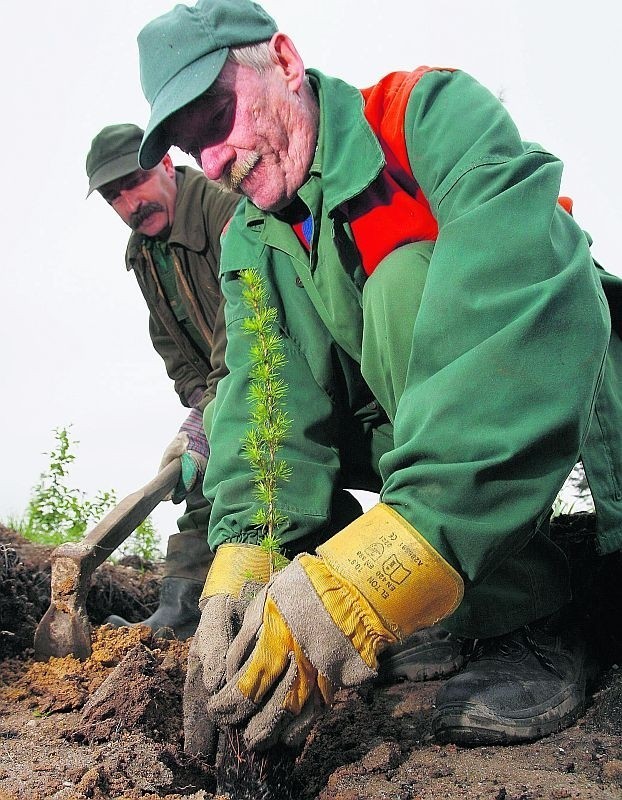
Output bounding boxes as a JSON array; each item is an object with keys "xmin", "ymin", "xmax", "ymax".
[
  {"xmin": 206, "ymin": 504, "xmax": 464, "ymax": 751},
  {"xmin": 183, "ymin": 543, "xmax": 284, "ymax": 760}
]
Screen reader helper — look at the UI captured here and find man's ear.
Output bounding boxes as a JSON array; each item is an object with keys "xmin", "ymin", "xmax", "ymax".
[
  {"xmin": 161, "ymin": 153, "xmax": 176, "ymax": 176},
  {"xmin": 269, "ymin": 32, "xmax": 305, "ymax": 92}
]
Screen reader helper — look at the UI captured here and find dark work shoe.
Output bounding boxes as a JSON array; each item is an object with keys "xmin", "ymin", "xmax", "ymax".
[
  {"xmin": 432, "ymin": 621, "xmax": 595, "ymax": 745},
  {"xmin": 377, "ymin": 625, "xmax": 472, "ymax": 683},
  {"xmin": 104, "ymin": 576, "xmax": 202, "ymax": 641}
]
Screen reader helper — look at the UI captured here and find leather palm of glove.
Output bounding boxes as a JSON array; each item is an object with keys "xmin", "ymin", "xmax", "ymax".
[
  {"xmin": 183, "ymin": 543, "xmax": 287, "ymax": 760},
  {"xmin": 159, "ymin": 407, "xmax": 209, "ymax": 504},
  {"xmin": 206, "ymin": 504, "xmax": 465, "ymax": 751}
]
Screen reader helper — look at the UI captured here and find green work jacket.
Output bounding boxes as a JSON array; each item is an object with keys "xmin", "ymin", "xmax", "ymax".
[
  {"xmin": 125, "ymin": 167, "xmax": 240, "ymax": 410},
  {"xmin": 205, "ymin": 68, "xmax": 622, "ymax": 582}
]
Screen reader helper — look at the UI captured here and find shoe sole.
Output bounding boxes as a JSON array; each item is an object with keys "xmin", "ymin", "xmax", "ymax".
[
  {"xmin": 378, "ymin": 648, "xmax": 466, "ymax": 683},
  {"xmin": 432, "ymin": 685, "xmax": 586, "ymax": 745}
]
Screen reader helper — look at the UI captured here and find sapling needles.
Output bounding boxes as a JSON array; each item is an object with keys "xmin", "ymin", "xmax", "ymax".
[{"xmin": 239, "ymin": 268, "xmax": 291, "ymax": 575}]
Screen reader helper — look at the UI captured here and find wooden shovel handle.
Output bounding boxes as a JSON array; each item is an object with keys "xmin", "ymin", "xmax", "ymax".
[{"xmin": 51, "ymin": 458, "xmax": 181, "ymax": 573}]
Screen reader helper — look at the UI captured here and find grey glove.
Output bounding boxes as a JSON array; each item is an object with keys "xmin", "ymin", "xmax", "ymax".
[
  {"xmin": 183, "ymin": 543, "xmax": 280, "ymax": 760},
  {"xmin": 184, "ymin": 590, "xmax": 258, "ymax": 759}
]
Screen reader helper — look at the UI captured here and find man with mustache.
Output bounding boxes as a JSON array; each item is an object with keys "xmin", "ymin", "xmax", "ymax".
[
  {"xmin": 85, "ymin": 123, "xmax": 240, "ymax": 640},
  {"xmin": 136, "ymin": 0, "xmax": 622, "ymax": 756}
]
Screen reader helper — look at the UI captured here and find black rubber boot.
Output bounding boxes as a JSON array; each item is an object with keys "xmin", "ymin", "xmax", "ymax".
[
  {"xmin": 105, "ymin": 575, "xmax": 202, "ymax": 640},
  {"xmin": 432, "ymin": 618, "xmax": 596, "ymax": 745},
  {"xmin": 377, "ymin": 625, "xmax": 472, "ymax": 683}
]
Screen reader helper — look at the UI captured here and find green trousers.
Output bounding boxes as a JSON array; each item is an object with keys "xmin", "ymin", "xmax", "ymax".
[{"xmin": 355, "ymin": 242, "xmax": 571, "ymax": 638}]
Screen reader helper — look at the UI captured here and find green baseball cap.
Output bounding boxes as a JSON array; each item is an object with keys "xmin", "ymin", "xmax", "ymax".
[
  {"xmin": 85, "ymin": 124, "xmax": 145, "ymax": 197},
  {"xmin": 137, "ymin": 0, "xmax": 277, "ymax": 170}
]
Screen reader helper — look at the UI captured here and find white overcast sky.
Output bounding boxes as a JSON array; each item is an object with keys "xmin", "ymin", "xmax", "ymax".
[{"xmin": 1, "ymin": 0, "xmax": 620, "ymax": 543}]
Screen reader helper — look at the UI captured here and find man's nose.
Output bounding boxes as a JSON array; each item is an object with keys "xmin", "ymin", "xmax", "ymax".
[
  {"xmin": 118, "ymin": 189, "xmax": 141, "ymax": 214},
  {"xmin": 199, "ymin": 143, "xmax": 234, "ymax": 181}
]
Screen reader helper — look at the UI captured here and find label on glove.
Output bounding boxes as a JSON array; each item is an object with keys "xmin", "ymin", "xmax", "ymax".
[{"xmin": 317, "ymin": 503, "xmax": 464, "ymax": 638}]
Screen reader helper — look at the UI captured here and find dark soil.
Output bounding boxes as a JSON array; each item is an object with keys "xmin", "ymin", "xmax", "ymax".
[{"xmin": 1, "ymin": 518, "xmax": 622, "ymax": 800}]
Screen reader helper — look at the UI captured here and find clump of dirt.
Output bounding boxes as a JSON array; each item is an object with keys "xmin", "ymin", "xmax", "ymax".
[
  {"xmin": 77, "ymin": 642, "xmax": 184, "ymax": 743},
  {"xmin": 0, "ymin": 532, "xmax": 51, "ymax": 657},
  {"xmin": 1, "ymin": 518, "xmax": 622, "ymax": 800},
  {"xmin": 588, "ymin": 669, "xmax": 622, "ymax": 736}
]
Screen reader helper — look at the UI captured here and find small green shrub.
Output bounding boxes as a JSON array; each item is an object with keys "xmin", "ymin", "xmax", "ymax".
[{"xmin": 5, "ymin": 426, "xmax": 161, "ymax": 562}]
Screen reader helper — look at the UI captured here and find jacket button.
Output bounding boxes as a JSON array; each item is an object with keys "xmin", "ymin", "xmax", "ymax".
[{"xmin": 295, "ymin": 276, "xmax": 303, "ymax": 287}]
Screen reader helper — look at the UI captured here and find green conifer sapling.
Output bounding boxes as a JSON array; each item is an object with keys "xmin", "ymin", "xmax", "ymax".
[{"xmin": 239, "ymin": 268, "xmax": 291, "ymax": 575}]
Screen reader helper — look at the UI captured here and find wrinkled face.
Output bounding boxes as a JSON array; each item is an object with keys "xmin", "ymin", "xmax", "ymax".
[
  {"xmin": 99, "ymin": 159, "xmax": 177, "ymax": 236},
  {"xmin": 168, "ymin": 59, "xmax": 316, "ymax": 212}
]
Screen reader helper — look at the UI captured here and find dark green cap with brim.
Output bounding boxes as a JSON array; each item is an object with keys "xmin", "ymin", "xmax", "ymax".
[
  {"xmin": 137, "ymin": 0, "xmax": 277, "ymax": 170},
  {"xmin": 85, "ymin": 124, "xmax": 145, "ymax": 197}
]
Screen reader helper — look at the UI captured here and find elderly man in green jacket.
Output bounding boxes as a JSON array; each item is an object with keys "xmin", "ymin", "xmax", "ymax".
[
  {"xmin": 86, "ymin": 123, "xmax": 240, "ymax": 639},
  {"xmin": 136, "ymin": 0, "xmax": 622, "ymax": 753}
]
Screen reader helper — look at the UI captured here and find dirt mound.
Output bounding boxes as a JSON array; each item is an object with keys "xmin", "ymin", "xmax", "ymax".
[
  {"xmin": 1, "ymin": 519, "xmax": 622, "ymax": 800},
  {"xmin": 0, "ymin": 528, "xmax": 52, "ymax": 657},
  {"xmin": 78, "ymin": 642, "xmax": 184, "ymax": 743}
]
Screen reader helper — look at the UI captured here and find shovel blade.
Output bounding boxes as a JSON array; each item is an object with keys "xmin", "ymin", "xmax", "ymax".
[
  {"xmin": 34, "ymin": 602, "xmax": 92, "ymax": 661},
  {"xmin": 33, "ymin": 460, "xmax": 181, "ymax": 661}
]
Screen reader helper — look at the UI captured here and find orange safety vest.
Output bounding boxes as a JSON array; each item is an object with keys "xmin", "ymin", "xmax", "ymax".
[{"xmin": 345, "ymin": 67, "xmax": 572, "ymax": 276}]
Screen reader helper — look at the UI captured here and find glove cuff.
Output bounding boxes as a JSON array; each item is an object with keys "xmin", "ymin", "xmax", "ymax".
[
  {"xmin": 179, "ymin": 407, "xmax": 210, "ymax": 458},
  {"xmin": 200, "ymin": 543, "xmax": 277, "ymax": 607},
  {"xmin": 298, "ymin": 553, "xmax": 397, "ymax": 671},
  {"xmin": 316, "ymin": 503, "xmax": 464, "ymax": 639}
]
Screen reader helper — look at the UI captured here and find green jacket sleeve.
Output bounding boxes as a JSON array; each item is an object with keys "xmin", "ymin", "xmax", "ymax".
[{"xmin": 379, "ymin": 69, "xmax": 611, "ymax": 581}]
